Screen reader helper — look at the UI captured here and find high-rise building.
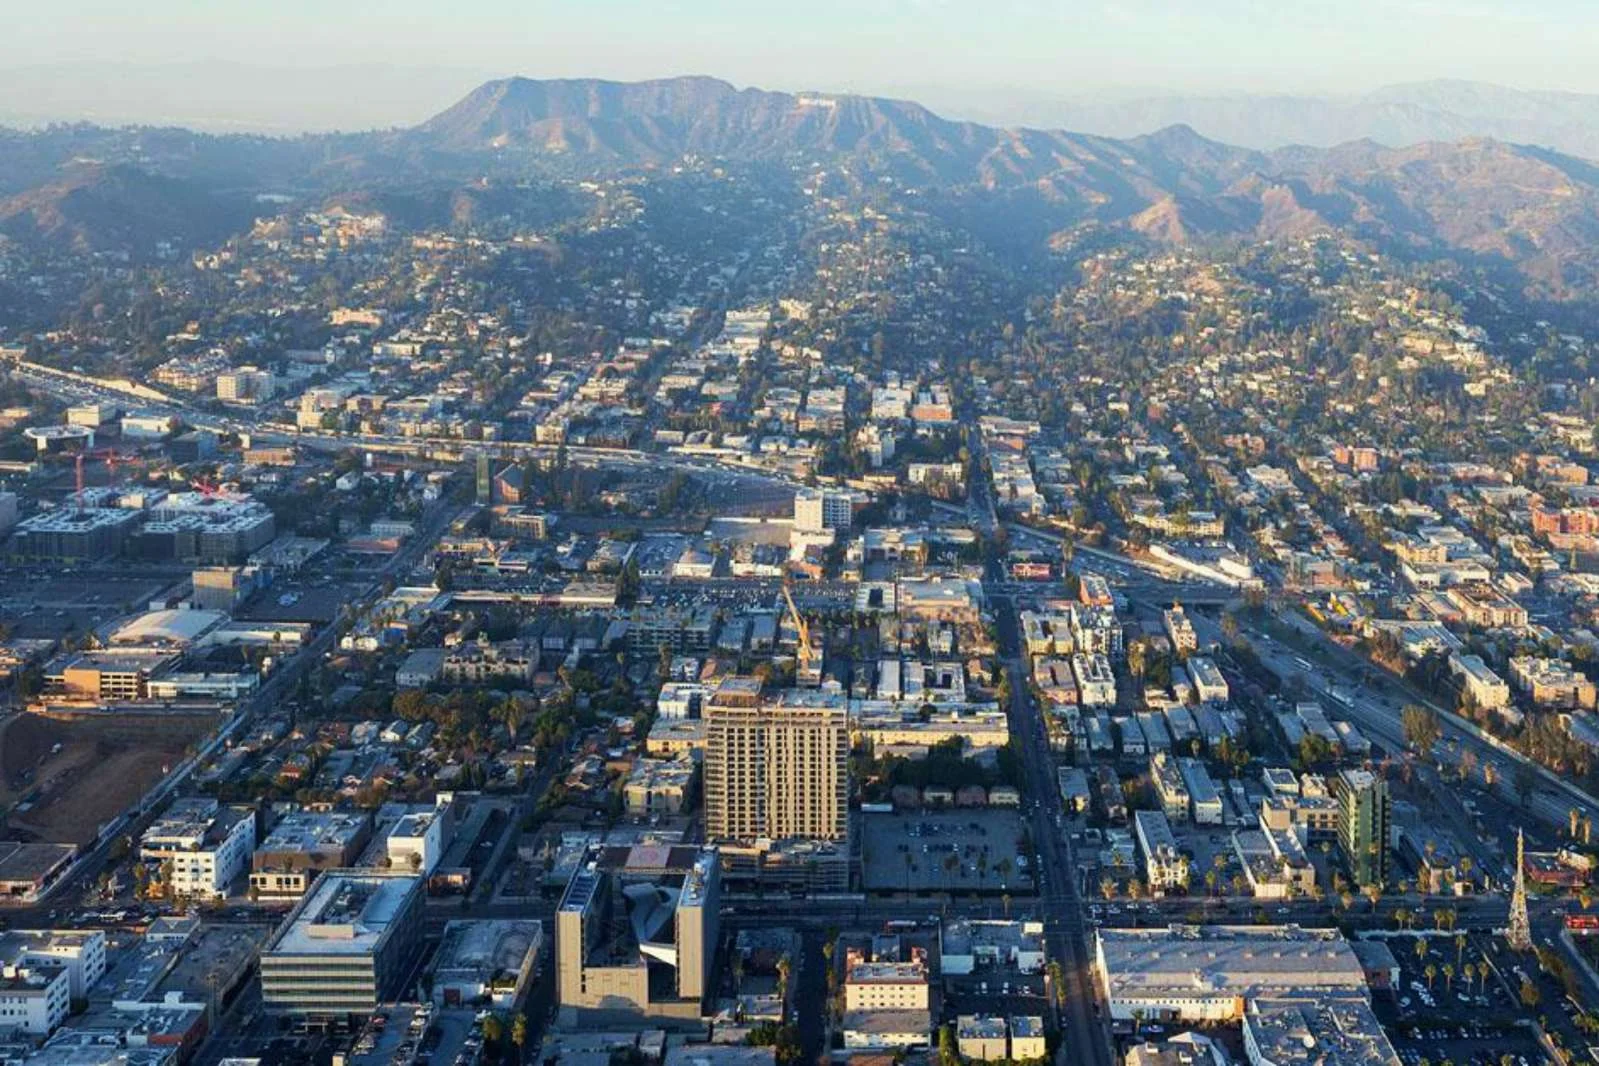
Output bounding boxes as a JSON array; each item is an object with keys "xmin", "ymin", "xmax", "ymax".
[
  {"xmin": 704, "ymin": 688, "xmax": 850, "ymax": 845},
  {"xmin": 794, "ymin": 487, "xmax": 855, "ymax": 533},
  {"xmin": 1332, "ymin": 769, "xmax": 1390, "ymax": 888}
]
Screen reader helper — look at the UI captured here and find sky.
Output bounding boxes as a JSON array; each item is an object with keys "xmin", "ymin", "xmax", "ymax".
[{"xmin": 6, "ymin": 0, "xmax": 1599, "ymax": 131}]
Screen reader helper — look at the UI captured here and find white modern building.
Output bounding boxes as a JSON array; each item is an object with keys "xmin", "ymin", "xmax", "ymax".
[{"xmin": 139, "ymin": 799, "xmax": 257, "ymax": 900}]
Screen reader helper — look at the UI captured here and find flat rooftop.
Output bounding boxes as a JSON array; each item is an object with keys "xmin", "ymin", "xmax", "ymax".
[
  {"xmin": 266, "ymin": 871, "xmax": 419, "ymax": 957},
  {"xmin": 1096, "ymin": 926, "xmax": 1368, "ymax": 1001}
]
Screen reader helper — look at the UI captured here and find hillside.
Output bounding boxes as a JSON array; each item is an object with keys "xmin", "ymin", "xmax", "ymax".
[
  {"xmin": 0, "ymin": 162, "xmax": 254, "ymax": 258},
  {"xmin": 2, "ymin": 76, "xmax": 1599, "ymax": 298}
]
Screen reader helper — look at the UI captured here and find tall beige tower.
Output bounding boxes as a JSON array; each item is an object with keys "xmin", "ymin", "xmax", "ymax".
[{"xmin": 704, "ymin": 688, "xmax": 850, "ymax": 844}]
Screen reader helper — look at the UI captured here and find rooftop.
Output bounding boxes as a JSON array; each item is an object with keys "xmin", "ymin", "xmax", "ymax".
[{"xmin": 265, "ymin": 871, "xmax": 420, "ymax": 957}]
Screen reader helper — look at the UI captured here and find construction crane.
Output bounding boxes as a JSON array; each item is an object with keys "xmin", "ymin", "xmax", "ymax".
[
  {"xmin": 782, "ymin": 579, "xmax": 818, "ymax": 684},
  {"xmin": 72, "ymin": 448, "xmax": 138, "ymax": 512},
  {"xmin": 190, "ymin": 477, "xmax": 245, "ymax": 502}
]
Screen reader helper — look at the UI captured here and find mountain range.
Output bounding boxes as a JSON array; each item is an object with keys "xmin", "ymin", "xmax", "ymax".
[
  {"xmin": 958, "ymin": 80, "xmax": 1599, "ymax": 161},
  {"xmin": 3, "ymin": 75, "xmax": 1599, "ymax": 301}
]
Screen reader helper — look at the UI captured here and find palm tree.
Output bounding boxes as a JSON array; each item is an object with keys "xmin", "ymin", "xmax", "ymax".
[
  {"xmin": 1415, "ymin": 939, "xmax": 1429, "ymax": 966},
  {"xmin": 1393, "ymin": 907, "xmax": 1409, "ymax": 931},
  {"xmin": 1442, "ymin": 963, "xmax": 1455, "ymax": 992},
  {"xmin": 1425, "ymin": 963, "xmax": 1437, "ymax": 991},
  {"xmin": 511, "ymin": 1014, "xmax": 527, "ymax": 1065},
  {"xmin": 1455, "ymin": 933, "xmax": 1467, "ymax": 967},
  {"xmin": 1364, "ymin": 882, "xmax": 1382, "ymax": 913},
  {"xmin": 1463, "ymin": 962, "xmax": 1476, "ymax": 996},
  {"xmin": 776, "ymin": 955, "xmax": 792, "ymax": 1008},
  {"xmin": 1100, "ymin": 877, "xmax": 1116, "ymax": 901}
]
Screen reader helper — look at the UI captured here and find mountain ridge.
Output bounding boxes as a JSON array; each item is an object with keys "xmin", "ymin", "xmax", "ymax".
[{"xmin": 2, "ymin": 75, "xmax": 1598, "ymax": 299}]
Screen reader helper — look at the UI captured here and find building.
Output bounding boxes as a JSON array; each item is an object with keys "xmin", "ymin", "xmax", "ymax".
[
  {"xmin": 139, "ymin": 799, "xmax": 257, "ymax": 901},
  {"xmin": 1072, "ymin": 653, "xmax": 1117, "ymax": 707},
  {"xmin": 624, "ymin": 754, "xmax": 698, "ymax": 816},
  {"xmin": 0, "ymin": 953, "xmax": 70, "ymax": 1034},
  {"xmin": 66, "ymin": 402, "xmax": 118, "ymax": 428},
  {"xmin": 704, "ymin": 690, "xmax": 850, "ymax": 845},
  {"xmin": 385, "ymin": 800, "xmax": 454, "ymax": 876},
  {"xmin": 430, "ymin": 920, "xmax": 543, "ymax": 1010},
  {"xmin": 844, "ymin": 961, "xmax": 929, "ymax": 1011},
  {"xmin": 1150, "ymin": 753, "xmax": 1190, "ymax": 822},
  {"xmin": 1186, "ymin": 656, "xmax": 1229, "ymax": 704},
  {"xmin": 1164, "ymin": 606, "xmax": 1198, "ymax": 656},
  {"xmin": 1332, "ymin": 769, "xmax": 1390, "ymax": 888},
  {"xmin": 1509, "ymin": 656, "xmax": 1598, "ymax": 710},
  {"xmin": 8, "ymin": 507, "xmax": 139, "ymax": 563},
  {"xmin": 939, "ymin": 920, "xmax": 1046, "ymax": 976},
  {"xmin": 216, "ymin": 367, "xmax": 276, "ymax": 404},
  {"xmin": 555, "ymin": 847, "xmax": 720, "ymax": 1025},
  {"xmin": 1447, "ymin": 654, "xmax": 1511, "ymax": 711},
  {"xmin": 956, "ymin": 1016, "xmax": 1009, "ymax": 1062},
  {"xmin": 1242, "ymin": 998, "xmax": 1399, "ymax": 1066},
  {"xmin": 628, "ymin": 607, "xmax": 717, "ymax": 657},
  {"xmin": 794, "ymin": 488, "xmax": 854, "ymax": 533},
  {"xmin": 1094, "ymin": 925, "xmax": 1369, "ymax": 1023},
  {"xmin": 259, "ymin": 871, "xmax": 425, "ymax": 1017},
  {"xmin": 191, "ymin": 566, "xmax": 255, "ymax": 612},
  {"xmin": 1179, "ymin": 758, "xmax": 1224, "ymax": 826},
  {"xmin": 43, "ymin": 650, "xmax": 173, "ymax": 704},
  {"xmin": 250, "ymin": 809, "xmax": 373, "ymax": 898},
  {"xmin": 0, "ymin": 929, "xmax": 106, "ymax": 1000},
  {"xmin": 1134, "ymin": 810, "xmax": 1189, "ymax": 894}
]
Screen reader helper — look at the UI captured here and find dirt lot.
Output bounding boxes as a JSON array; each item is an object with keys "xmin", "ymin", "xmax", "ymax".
[{"xmin": 0, "ymin": 711, "xmax": 214, "ymax": 845}]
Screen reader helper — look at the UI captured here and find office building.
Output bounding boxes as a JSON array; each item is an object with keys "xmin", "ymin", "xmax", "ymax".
[
  {"xmin": 1332, "ymin": 769, "xmax": 1390, "ymax": 888},
  {"xmin": 259, "ymin": 871, "xmax": 424, "ymax": 1017},
  {"xmin": 555, "ymin": 847, "xmax": 720, "ymax": 1025},
  {"xmin": 704, "ymin": 689, "xmax": 849, "ymax": 845},
  {"xmin": 794, "ymin": 487, "xmax": 854, "ymax": 533}
]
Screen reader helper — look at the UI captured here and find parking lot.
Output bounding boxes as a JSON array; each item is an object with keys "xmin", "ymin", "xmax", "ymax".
[
  {"xmin": 0, "ymin": 567, "xmax": 185, "ymax": 639},
  {"xmin": 862, "ymin": 809, "xmax": 1036, "ymax": 895}
]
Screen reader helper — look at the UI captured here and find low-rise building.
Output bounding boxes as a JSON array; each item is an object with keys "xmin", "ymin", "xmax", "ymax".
[{"xmin": 1094, "ymin": 925, "xmax": 1369, "ymax": 1023}]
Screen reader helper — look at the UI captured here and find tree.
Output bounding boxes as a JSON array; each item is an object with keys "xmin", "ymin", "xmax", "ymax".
[
  {"xmin": 938, "ymin": 1023, "xmax": 959, "ymax": 1066},
  {"xmin": 511, "ymin": 1014, "xmax": 527, "ymax": 1065},
  {"xmin": 1425, "ymin": 963, "xmax": 1437, "ymax": 991},
  {"xmin": 1401, "ymin": 705, "xmax": 1443, "ymax": 752},
  {"xmin": 482, "ymin": 1013, "xmax": 505, "ymax": 1048},
  {"xmin": 1520, "ymin": 978, "xmax": 1541, "ymax": 1009},
  {"xmin": 775, "ymin": 955, "xmax": 792, "ymax": 1008}
]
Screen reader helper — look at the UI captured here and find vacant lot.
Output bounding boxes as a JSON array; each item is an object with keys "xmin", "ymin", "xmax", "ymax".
[{"xmin": 0, "ymin": 711, "xmax": 214, "ymax": 845}]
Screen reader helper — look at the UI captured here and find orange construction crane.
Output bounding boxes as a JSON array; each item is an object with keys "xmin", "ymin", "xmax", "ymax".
[{"xmin": 781, "ymin": 579, "xmax": 816, "ymax": 679}]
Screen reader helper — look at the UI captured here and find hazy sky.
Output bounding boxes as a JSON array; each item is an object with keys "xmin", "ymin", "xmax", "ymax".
[{"xmin": 8, "ymin": 0, "xmax": 1599, "ymax": 130}]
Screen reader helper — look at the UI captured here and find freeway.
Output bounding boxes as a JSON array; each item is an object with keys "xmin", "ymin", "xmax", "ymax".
[{"xmin": 1212, "ymin": 609, "xmax": 1599, "ymax": 840}]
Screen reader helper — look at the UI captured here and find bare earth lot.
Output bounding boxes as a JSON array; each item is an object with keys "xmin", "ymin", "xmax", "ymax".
[{"xmin": 0, "ymin": 711, "xmax": 214, "ymax": 845}]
